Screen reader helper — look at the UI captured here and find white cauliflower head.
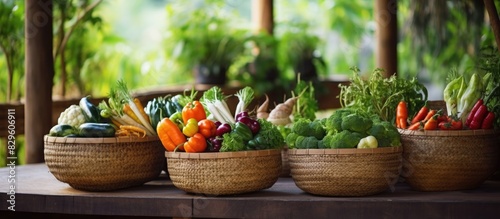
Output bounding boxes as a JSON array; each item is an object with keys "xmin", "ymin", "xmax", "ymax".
[{"xmin": 57, "ymin": 104, "xmax": 87, "ymax": 128}]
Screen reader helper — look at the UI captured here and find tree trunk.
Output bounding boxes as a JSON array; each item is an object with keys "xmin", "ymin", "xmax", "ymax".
[
  {"xmin": 375, "ymin": 0, "xmax": 398, "ymax": 77},
  {"xmin": 25, "ymin": 0, "xmax": 54, "ymax": 163}
]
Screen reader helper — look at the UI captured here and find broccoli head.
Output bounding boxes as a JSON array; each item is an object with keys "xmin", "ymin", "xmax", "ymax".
[
  {"xmin": 324, "ymin": 108, "xmax": 354, "ymax": 135},
  {"xmin": 291, "ymin": 118, "xmax": 325, "ymax": 140},
  {"xmin": 341, "ymin": 113, "xmax": 373, "ymax": 133},
  {"xmin": 321, "ymin": 130, "xmax": 364, "ymax": 149},
  {"xmin": 295, "ymin": 136, "xmax": 319, "ymax": 149},
  {"xmin": 368, "ymin": 120, "xmax": 401, "ymax": 147}
]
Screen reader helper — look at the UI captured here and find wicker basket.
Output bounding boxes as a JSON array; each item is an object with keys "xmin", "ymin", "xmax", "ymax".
[
  {"xmin": 288, "ymin": 147, "xmax": 403, "ymax": 196},
  {"xmin": 165, "ymin": 149, "xmax": 282, "ymax": 196},
  {"xmin": 44, "ymin": 135, "xmax": 165, "ymax": 192},
  {"xmin": 399, "ymin": 129, "xmax": 500, "ymax": 191}
]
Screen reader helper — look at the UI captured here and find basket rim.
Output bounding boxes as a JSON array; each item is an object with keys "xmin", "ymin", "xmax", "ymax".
[
  {"xmin": 288, "ymin": 146, "xmax": 402, "ymax": 155},
  {"xmin": 44, "ymin": 135, "xmax": 159, "ymax": 144},
  {"xmin": 398, "ymin": 128, "xmax": 500, "ymax": 137},
  {"xmin": 165, "ymin": 149, "xmax": 281, "ymax": 159}
]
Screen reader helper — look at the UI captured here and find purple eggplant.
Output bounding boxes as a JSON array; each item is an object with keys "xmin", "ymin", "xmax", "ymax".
[
  {"xmin": 215, "ymin": 123, "xmax": 231, "ymax": 137},
  {"xmin": 237, "ymin": 116, "xmax": 260, "ymax": 134},
  {"xmin": 208, "ymin": 137, "xmax": 223, "ymax": 152},
  {"xmin": 235, "ymin": 111, "xmax": 249, "ymax": 121}
]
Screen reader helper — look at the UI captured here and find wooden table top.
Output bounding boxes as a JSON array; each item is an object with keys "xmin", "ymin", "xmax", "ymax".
[{"xmin": 1, "ymin": 163, "xmax": 500, "ymax": 218}]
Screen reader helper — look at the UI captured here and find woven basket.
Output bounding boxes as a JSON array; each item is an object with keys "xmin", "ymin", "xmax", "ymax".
[
  {"xmin": 165, "ymin": 149, "xmax": 282, "ymax": 196},
  {"xmin": 288, "ymin": 147, "xmax": 403, "ymax": 196},
  {"xmin": 44, "ymin": 135, "xmax": 165, "ymax": 192},
  {"xmin": 399, "ymin": 129, "xmax": 500, "ymax": 191},
  {"xmin": 280, "ymin": 145, "xmax": 291, "ymax": 177}
]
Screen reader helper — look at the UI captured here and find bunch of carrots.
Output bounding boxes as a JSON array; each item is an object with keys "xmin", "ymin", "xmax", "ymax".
[
  {"xmin": 396, "ymin": 100, "xmax": 463, "ymax": 131},
  {"xmin": 99, "ymin": 80, "xmax": 157, "ymax": 137}
]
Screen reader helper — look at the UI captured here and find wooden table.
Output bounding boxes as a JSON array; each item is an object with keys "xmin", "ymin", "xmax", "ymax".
[{"xmin": 1, "ymin": 163, "xmax": 500, "ymax": 219}]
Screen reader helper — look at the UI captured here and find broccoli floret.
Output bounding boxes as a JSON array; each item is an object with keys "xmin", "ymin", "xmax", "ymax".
[
  {"xmin": 291, "ymin": 118, "xmax": 325, "ymax": 139},
  {"xmin": 291, "ymin": 118, "xmax": 312, "ymax": 136},
  {"xmin": 324, "ymin": 108, "xmax": 354, "ymax": 135},
  {"xmin": 285, "ymin": 132, "xmax": 299, "ymax": 148},
  {"xmin": 368, "ymin": 120, "xmax": 401, "ymax": 147},
  {"xmin": 341, "ymin": 113, "xmax": 373, "ymax": 133},
  {"xmin": 220, "ymin": 132, "xmax": 246, "ymax": 152},
  {"xmin": 309, "ymin": 119, "xmax": 326, "ymax": 140},
  {"xmin": 295, "ymin": 136, "xmax": 319, "ymax": 149},
  {"xmin": 321, "ymin": 130, "xmax": 364, "ymax": 149}
]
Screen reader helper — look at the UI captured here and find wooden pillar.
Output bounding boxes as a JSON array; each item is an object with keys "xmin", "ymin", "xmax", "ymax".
[
  {"xmin": 25, "ymin": 0, "xmax": 54, "ymax": 163},
  {"xmin": 375, "ymin": 0, "xmax": 398, "ymax": 77},
  {"xmin": 252, "ymin": 0, "xmax": 274, "ymax": 34}
]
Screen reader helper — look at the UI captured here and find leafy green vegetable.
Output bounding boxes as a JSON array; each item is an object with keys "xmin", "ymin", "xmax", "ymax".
[
  {"xmin": 220, "ymin": 132, "xmax": 245, "ymax": 152},
  {"xmin": 292, "ymin": 76, "xmax": 318, "ymax": 121},
  {"xmin": 248, "ymin": 119, "xmax": 285, "ymax": 150},
  {"xmin": 339, "ymin": 67, "xmax": 428, "ymax": 123}
]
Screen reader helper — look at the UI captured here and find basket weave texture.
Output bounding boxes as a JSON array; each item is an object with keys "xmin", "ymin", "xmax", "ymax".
[
  {"xmin": 44, "ymin": 135, "xmax": 165, "ymax": 192},
  {"xmin": 288, "ymin": 147, "xmax": 403, "ymax": 196},
  {"xmin": 399, "ymin": 129, "xmax": 500, "ymax": 191},
  {"xmin": 165, "ymin": 149, "xmax": 282, "ymax": 196}
]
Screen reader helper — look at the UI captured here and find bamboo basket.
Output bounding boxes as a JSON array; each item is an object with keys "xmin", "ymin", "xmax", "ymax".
[
  {"xmin": 288, "ymin": 147, "xmax": 403, "ymax": 196},
  {"xmin": 399, "ymin": 129, "xmax": 500, "ymax": 191},
  {"xmin": 44, "ymin": 135, "xmax": 165, "ymax": 192},
  {"xmin": 165, "ymin": 149, "xmax": 282, "ymax": 196}
]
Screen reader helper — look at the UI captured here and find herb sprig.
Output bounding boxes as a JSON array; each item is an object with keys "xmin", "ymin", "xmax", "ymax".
[{"xmin": 339, "ymin": 67, "xmax": 428, "ymax": 123}]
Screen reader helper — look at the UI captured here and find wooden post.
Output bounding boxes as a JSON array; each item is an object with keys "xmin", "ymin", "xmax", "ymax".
[
  {"xmin": 484, "ymin": 0, "xmax": 500, "ymax": 54},
  {"xmin": 252, "ymin": 0, "xmax": 274, "ymax": 34},
  {"xmin": 375, "ymin": 0, "xmax": 398, "ymax": 77},
  {"xmin": 25, "ymin": 0, "xmax": 54, "ymax": 163}
]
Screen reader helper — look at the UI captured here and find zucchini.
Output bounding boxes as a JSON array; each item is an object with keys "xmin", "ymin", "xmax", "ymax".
[
  {"xmin": 49, "ymin": 124, "xmax": 78, "ymax": 137},
  {"xmin": 79, "ymin": 96, "xmax": 101, "ymax": 123},
  {"xmin": 78, "ymin": 123, "xmax": 116, "ymax": 137}
]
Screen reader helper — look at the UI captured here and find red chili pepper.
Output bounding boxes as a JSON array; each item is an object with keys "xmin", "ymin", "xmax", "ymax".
[
  {"xmin": 465, "ymin": 99, "xmax": 483, "ymax": 127},
  {"xmin": 468, "ymin": 105, "xmax": 489, "ymax": 130},
  {"xmin": 481, "ymin": 112, "xmax": 495, "ymax": 129}
]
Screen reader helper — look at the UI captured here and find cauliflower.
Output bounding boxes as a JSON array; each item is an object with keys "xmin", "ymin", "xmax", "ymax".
[{"xmin": 57, "ymin": 104, "xmax": 87, "ymax": 128}]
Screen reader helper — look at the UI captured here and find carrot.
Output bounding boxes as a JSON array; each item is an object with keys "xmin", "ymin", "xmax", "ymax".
[
  {"xmin": 411, "ymin": 103, "xmax": 429, "ymax": 124},
  {"xmin": 396, "ymin": 100, "xmax": 408, "ymax": 129},
  {"xmin": 133, "ymin": 98, "xmax": 150, "ymax": 124},
  {"xmin": 423, "ymin": 109, "xmax": 437, "ymax": 123},
  {"xmin": 123, "ymin": 104, "xmax": 141, "ymax": 124},
  {"xmin": 156, "ymin": 118, "xmax": 187, "ymax": 152},
  {"xmin": 424, "ymin": 115, "xmax": 438, "ymax": 130},
  {"xmin": 120, "ymin": 125, "xmax": 147, "ymax": 138},
  {"xmin": 408, "ymin": 121, "xmax": 421, "ymax": 130}
]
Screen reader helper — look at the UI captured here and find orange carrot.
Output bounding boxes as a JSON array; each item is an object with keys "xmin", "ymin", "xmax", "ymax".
[{"xmin": 396, "ymin": 101, "xmax": 408, "ymax": 129}]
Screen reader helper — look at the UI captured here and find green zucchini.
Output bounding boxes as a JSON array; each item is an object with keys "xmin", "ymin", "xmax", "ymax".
[
  {"xmin": 78, "ymin": 123, "xmax": 116, "ymax": 137},
  {"xmin": 79, "ymin": 96, "xmax": 101, "ymax": 123},
  {"xmin": 49, "ymin": 124, "xmax": 78, "ymax": 137}
]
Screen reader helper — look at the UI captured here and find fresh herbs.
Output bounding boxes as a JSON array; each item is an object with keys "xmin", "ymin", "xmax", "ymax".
[{"xmin": 339, "ymin": 67, "xmax": 428, "ymax": 123}]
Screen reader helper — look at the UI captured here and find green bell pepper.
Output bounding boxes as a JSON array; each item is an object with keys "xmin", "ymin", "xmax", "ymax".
[{"xmin": 232, "ymin": 122, "xmax": 253, "ymax": 143}]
